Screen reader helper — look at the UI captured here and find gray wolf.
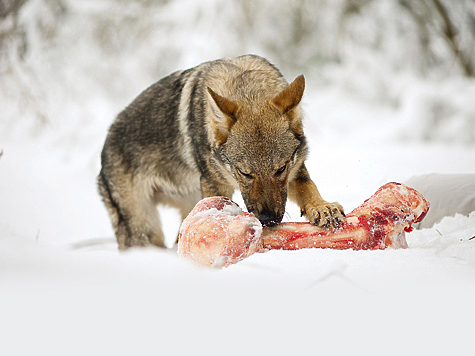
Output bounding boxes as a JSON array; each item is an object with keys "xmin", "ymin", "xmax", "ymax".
[{"xmin": 98, "ymin": 55, "xmax": 344, "ymax": 249}]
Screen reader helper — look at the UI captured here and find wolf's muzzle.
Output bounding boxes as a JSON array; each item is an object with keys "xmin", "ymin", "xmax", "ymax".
[{"xmin": 258, "ymin": 210, "xmax": 284, "ymax": 227}]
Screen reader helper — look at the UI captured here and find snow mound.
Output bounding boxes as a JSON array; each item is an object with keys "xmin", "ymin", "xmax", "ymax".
[{"xmin": 405, "ymin": 174, "xmax": 475, "ymax": 228}]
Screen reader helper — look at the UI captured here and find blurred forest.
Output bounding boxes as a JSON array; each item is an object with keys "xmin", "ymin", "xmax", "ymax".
[{"xmin": 1, "ymin": 0, "xmax": 475, "ymax": 143}]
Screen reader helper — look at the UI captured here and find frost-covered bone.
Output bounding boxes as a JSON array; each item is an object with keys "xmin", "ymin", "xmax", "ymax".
[
  {"xmin": 178, "ymin": 183, "xmax": 430, "ymax": 268},
  {"xmin": 178, "ymin": 197, "xmax": 263, "ymax": 268},
  {"xmin": 262, "ymin": 182, "xmax": 429, "ymax": 251}
]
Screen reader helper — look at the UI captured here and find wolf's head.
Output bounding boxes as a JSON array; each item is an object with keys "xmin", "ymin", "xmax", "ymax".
[{"xmin": 208, "ymin": 75, "xmax": 308, "ymax": 226}]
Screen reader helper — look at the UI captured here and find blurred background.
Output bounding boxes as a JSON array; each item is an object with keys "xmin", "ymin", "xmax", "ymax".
[
  {"xmin": 2, "ymin": 0, "xmax": 475, "ymax": 142},
  {"xmin": 1, "ymin": 0, "xmax": 475, "ymax": 245}
]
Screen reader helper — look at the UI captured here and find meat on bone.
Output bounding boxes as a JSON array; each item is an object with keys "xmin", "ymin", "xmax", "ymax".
[{"xmin": 178, "ymin": 182, "xmax": 430, "ymax": 268}]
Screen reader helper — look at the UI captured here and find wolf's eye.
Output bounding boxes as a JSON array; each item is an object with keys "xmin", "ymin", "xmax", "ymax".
[
  {"xmin": 275, "ymin": 164, "xmax": 287, "ymax": 176},
  {"xmin": 237, "ymin": 168, "xmax": 253, "ymax": 179}
]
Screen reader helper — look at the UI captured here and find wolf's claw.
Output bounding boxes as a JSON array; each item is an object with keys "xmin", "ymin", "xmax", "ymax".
[{"xmin": 305, "ymin": 202, "xmax": 345, "ymax": 228}]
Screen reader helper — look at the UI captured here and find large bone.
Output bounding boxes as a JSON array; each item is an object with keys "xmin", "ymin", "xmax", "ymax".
[{"xmin": 178, "ymin": 183, "xmax": 430, "ymax": 268}]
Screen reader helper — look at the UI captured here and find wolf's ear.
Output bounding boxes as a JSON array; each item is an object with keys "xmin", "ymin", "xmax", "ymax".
[
  {"xmin": 208, "ymin": 87, "xmax": 238, "ymax": 144},
  {"xmin": 272, "ymin": 75, "xmax": 305, "ymax": 136},
  {"xmin": 272, "ymin": 75, "xmax": 305, "ymax": 114}
]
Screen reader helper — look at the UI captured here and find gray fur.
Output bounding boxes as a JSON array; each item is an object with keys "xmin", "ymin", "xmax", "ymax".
[{"xmin": 98, "ymin": 55, "xmax": 344, "ymax": 249}]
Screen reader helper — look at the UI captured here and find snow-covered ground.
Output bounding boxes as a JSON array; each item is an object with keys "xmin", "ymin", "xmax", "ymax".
[
  {"xmin": 2, "ymin": 83, "xmax": 475, "ymax": 355},
  {"xmin": 2, "ymin": 1, "xmax": 475, "ymax": 355}
]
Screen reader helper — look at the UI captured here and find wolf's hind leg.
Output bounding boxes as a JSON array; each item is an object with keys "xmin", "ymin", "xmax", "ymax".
[
  {"xmin": 98, "ymin": 171, "xmax": 165, "ymax": 249},
  {"xmin": 127, "ymin": 178, "xmax": 166, "ymax": 248},
  {"xmin": 134, "ymin": 198, "xmax": 165, "ymax": 248}
]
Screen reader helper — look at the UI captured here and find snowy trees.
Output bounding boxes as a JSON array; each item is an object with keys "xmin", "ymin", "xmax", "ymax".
[
  {"xmin": 398, "ymin": 0, "xmax": 475, "ymax": 77},
  {"xmin": 1, "ymin": 0, "xmax": 474, "ymax": 142},
  {"xmin": 229, "ymin": 0, "xmax": 475, "ymax": 77},
  {"xmin": 2, "ymin": 0, "xmax": 474, "ymax": 78}
]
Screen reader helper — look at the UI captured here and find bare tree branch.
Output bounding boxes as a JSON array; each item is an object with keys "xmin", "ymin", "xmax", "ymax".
[
  {"xmin": 0, "ymin": 0, "xmax": 27, "ymax": 19},
  {"xmin": 431, "ymin": 0, "xmax": 474, "ymax": 77}
]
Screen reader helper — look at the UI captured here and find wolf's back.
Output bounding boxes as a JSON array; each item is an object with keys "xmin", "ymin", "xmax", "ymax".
[{"xmin": 101, "ymin": 55, "xmax": 287, "ymax": 181}]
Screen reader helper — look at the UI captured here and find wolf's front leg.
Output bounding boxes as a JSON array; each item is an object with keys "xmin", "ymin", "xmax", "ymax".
[{"xmin": 288, "ymin": 164, "xmax": 345, "ymax": 228}]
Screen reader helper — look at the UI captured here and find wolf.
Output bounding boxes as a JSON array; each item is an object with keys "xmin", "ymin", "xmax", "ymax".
[{"xmin": 98, "ymin": 55, "xmax": 345, "ymax": 249}]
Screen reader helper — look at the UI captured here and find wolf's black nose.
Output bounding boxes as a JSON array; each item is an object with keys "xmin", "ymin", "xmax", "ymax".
[{"xmin": 259, "ymin": 210, "xmax": 282, "ymax": 227}]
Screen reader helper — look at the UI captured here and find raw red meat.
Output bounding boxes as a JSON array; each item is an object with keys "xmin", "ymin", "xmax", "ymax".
[{"xmin": 178, "ymin": 182, "xmax": 430, "ymax": 268}]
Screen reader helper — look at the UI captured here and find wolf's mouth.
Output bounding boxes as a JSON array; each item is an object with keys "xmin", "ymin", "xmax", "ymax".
[
  {"xmin": 257, "ymin": 212, "xmax": 284, "ymax": 227},
  {"xmin": 261, "ymin": 219, "xmax": 280, "ymax": 227}
]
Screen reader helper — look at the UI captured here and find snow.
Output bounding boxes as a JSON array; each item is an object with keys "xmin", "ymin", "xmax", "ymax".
[{"xmin": 2, "ymin": 0, "xmax": 475, "ymax": 355}]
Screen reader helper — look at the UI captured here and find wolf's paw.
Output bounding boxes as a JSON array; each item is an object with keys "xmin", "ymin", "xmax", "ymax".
[{"xmin": 303, "ymin": 202, "xmax": 345, "ymax": 228}]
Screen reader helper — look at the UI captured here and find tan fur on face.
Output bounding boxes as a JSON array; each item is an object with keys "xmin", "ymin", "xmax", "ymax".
[{"xmin": 207, "ymin": 74, "xmax": 305, "ymax": 145}]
